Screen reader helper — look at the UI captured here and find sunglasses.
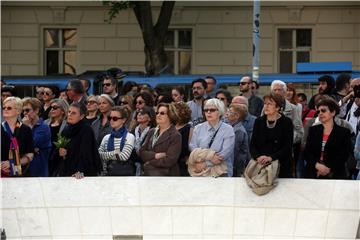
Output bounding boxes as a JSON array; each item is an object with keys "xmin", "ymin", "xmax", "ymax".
[
  {"xmin": 217, "ymin": 97, "xmax": 226, "ymax": 101},
  {"xmin": 316, "ymin": 108, "xmax": 328, "ymax": 114},
  {"xmin": 103, "ymin": 83, "xmax": 112, "ymax": 87},
  {"xmin": 50, "ymin": 105, "xmax": 60, "ymax": 110},
  {"xmin": 44, "ymin": 92, "xmax": 52, "ymax": 96},
  {"xmin": 136, "ymin": 101, "xmax": 144, "ymax": 105},
  {"xmin": 119, "ymin": 101, "xmax": 128, "ymax": 105},
  {"xmin": 2, "ymin": 106, "xmax": 13, "ymax": 111},
  {"xmin": 156, "ymin": 111, "xmax": 167, "ymax": 116},
  {"xmin": 203, "ymin": 108, "xmax": 218, "ymax": 113},
  {"xmin": 240, "ymin": 82, "xmax": 250, "ymax": 85},
  {"xmin": 107, "ymin": 116, "xmax": 123, "ymax": 121},
  {"xmin": 23, "ymin": 108, "xmax": 32, "ymax": 113}
]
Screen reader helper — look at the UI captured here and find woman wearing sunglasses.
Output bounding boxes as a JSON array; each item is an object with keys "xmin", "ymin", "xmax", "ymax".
[
  {"xmin": 189, "ymin": 98, "xmax": 235, "ymax": 177},
  {"xmin": 21, "ymin": 97, "xmax": 52, "ymax": 177},
  {"xmin": 1, "ymin": 97, "xmax": 34, "ymax": 177},
  {"xmin": 304, "ymin": 98, "xmax": 351, "ymax": 179},
  {"xmin": 139, "ymin": 103, "xmax": 182, "ymax": 176},
  {"xmin": 57, "ymin": 102, "xmax": 102, "ymax": 178},
  {"xmin": 98, "ymin": 106, "xmax": 136, "ymax": 176},
  {"xmin": 45, "ymin": 98, "xmax": 69, "ymax": 176},
  {"xmin": 85, "ymin": 95, "xmax": 99, "ymax": 126},
  {"xmin": 40, "ymin": 86, "xmax": 58, "ymax": 120}
]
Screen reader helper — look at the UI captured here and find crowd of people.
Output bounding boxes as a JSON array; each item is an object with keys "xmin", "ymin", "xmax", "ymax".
[{"xmin": 1, "ymin": 73, "xmax": 360, "ymax": 180}]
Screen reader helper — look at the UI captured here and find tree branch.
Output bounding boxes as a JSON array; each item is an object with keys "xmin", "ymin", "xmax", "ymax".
[{"xmin": 133, "ymin": 1, "xmax": 155, "ymax": 48}]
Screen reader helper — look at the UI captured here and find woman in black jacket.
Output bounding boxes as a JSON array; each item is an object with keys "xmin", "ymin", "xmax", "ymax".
[
  {"xmin": 250, "ymin": 93, "xmax": 294, "ymax": 178},
  {"xmin": 57, "ymin": 102, "xmax": 102, "ymax": 178},
  {"xmin": 304, "ymin": 98, "xmax": 351, "ymax": 179}
]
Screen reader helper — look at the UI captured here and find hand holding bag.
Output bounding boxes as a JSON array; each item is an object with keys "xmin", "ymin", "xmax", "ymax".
[{"xmin": 244, "ymin": 159, "xmax": 280, "ymax": 196}]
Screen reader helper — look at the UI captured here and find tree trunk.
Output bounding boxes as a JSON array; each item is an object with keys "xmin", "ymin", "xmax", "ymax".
[{"xmin": 133, "ymin": 1, "xmax": 175, "ymax": 75}]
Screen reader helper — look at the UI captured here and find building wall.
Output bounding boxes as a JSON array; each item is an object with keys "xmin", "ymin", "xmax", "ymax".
[{"xmin": 1, "ymin": 2, "xmax": 360, "ymax": 76}]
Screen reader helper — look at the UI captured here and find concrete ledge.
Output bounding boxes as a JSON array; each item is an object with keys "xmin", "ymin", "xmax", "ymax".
[{"xmin": 1, "ymin": 177, "xmax": 359, "ymax": 239}]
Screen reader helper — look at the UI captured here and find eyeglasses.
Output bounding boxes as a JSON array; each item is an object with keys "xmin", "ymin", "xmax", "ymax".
[
  {"xmin": 136, "ymin": 101, "xmax": 144, "ymax": 105},
  {"xmin": 240, "ymin": 82, "xmax": 250, "ymax": 85},
  {"xmin": 119, "ymin": 101, "xmax": 128, "ymax": 105},
  {"xmin": 37, "ymin": 91, "xmax": 44, "ymax": 95},
  {"xmin": 217, "ymin": 97, "xmax": 226, "ymax": 101},
  {"xmin": 22, "ymin": 108, "xmax": 32, "ymax": 113},
  {"xmin": 156, "ymin": 111, "xmax": 167, "ymax": 116},
  {"xmin": 107, "ymin": 116, "xmax": 123, "ymax": 121},
  {"xmin": 203, "ymin": 108, "xmax": 218, "ymax": 113},
  {"xmin": 2, "ymin": 106, "xmax": 13, "ymax": 111},
  {"xmin": 50, "ymin": 105, "xmax": 60, "ymax": 110},
  {"xmin": 103, "ymin": 83, "xmax": 112, "ymax": 87},
  {"xmin": 87, "ymin": 101, "xmax": 98, "ymax": 105},
  {"xmin": 44, "ymin": 92, "xmax": 52, "ymax": 96}
]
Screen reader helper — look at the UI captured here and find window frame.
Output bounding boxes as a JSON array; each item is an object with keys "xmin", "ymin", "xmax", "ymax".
[
  {"xmin": 41, "ymin": 26, "xmax": 78, "ymax": 75},
  {"xmin": 275, "ymin": 26, "xmax": 314, "ymax": 73},
  {"xmin": 165, "ymin": 27, "xmax": 195, "ymax": 74}
]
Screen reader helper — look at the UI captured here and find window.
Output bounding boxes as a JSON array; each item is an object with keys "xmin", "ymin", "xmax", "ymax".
[
  {"xmin": 278, "ymin": 29, "xmax": 311, "ymax": 73},
  {"xmin": 44, "ymin": 28, "xmax": 77, "ymax": 75},
  {"xmin": 164, "ymin": 29, "xmax": 192, "ymax": 74}
]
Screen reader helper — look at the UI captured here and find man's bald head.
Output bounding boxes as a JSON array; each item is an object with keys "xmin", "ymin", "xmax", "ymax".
[{"xmin": 231, "ymin": 96, "xmax": 249, "ymax": 107}]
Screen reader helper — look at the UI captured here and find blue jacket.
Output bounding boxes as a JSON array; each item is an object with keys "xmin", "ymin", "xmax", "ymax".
[{"xmin": 29, "ymin": 118, "xmax": 52, "ymax": 177}]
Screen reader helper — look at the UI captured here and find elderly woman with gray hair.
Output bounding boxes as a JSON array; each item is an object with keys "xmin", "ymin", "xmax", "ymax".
[
  {"xmin": 189, "ymin": 98, "xmax": 235, "ymax": 177},
  {"xmin": 91, "ymin": 94, "xmax": 115, "ymax": 147}
]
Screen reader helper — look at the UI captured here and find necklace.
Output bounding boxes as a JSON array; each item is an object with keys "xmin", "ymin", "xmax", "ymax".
[{"xmin": 266, "ymin": 119, "xmax": 277, "ymax": 129}]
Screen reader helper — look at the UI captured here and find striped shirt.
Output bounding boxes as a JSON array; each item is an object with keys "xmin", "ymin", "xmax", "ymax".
[{"xmin": 98, "ymin": 133, "xmax": 135, "ymax": 162}]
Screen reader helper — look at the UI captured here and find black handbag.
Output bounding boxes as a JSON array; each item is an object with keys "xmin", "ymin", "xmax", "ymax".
[{"xmin": 107, "ymin": 160, "xmax": 135, "ymax": 176}]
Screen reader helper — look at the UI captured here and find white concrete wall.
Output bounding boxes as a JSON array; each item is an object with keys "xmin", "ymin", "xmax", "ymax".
[
  {"xmin": 1, "ymin": 2, "xmax": 360, "ymax": 75},
  {"xmin": 1, "ymin": 177, "xmax": 359, "ymax": 239}
]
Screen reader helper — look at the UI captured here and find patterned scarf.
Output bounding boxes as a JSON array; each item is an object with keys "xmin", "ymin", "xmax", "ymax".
[
  {"xmin": 2, "ymin": 121, "xmax": 22, "ymax": 176},
  {"xmin": 107, "ymin": 126, "xmax": 128, "ymax": 151}
]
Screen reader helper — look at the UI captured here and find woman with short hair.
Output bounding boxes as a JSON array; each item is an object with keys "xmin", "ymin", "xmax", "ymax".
[
  {"xmin": 139, "ymin": 103, "xmax": 182, "ymax": 176},
  {"xmin": 22, "ymin": 97, "xmax": 52, "ymax": 177},
  {"xmin": 250, "ymin": 93, "xmax": 294, "ymax": 178},
  {"xmin": 85, "ymin": 95, "xmax": 99, "ymax": 126},
  {"xmin": 1, "ymin": 97, "xmax": 34, "ymax": 177}
]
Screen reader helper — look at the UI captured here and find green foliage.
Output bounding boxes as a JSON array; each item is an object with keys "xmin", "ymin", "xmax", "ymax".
[
  {"xmin": 54, "ymin": 133, "xmax": 70, "ymax": 149},
  {"xmin": 103, "ymin": 1, "xmax": 135, "ymax": 23}
]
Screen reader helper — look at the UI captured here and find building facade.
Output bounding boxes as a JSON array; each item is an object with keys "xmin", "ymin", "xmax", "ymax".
[{"xmin": 1, "ymin": 1, "xmax": 360, "ymax": 76}]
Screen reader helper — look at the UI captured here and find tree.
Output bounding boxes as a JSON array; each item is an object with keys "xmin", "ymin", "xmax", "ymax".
[{"xmin": 104, "ymin": 1, "xmax": 175, "ymax": 76}]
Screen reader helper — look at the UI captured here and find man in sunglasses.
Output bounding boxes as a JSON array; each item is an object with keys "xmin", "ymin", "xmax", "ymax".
[
  {"xmin": 102, "ymin": 75, "xmax": 120, "ymax": 105},
  {"xmin": 239, "ymin": 76, "xmax": 263, "ymax": 117}
]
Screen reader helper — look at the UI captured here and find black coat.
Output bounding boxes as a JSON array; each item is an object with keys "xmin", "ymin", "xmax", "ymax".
[
  {"xmin": 304, "ymin": 123, "xmax": 351, "ymax": 179},
  {"xmin": 60, "ymin": 119, "xmax": 102, "ymax": 176},
  {"xmin": 250, "ymin": 114, "xmax": 294, "ymax": 178}
]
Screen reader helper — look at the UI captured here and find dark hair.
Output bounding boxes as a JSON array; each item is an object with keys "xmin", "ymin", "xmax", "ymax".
[
  {"xmin": 70, "ymin": 102, "xmax": 87, "ymax": 115},
  {"xmin": 335, "ymin": 73, "xmax": 351, "ymax": 91},
  {"xmin": 156, "ymin": 92, "xmax": 173, "ymax": 105},
  {"xmin": 78, "ymin": 76, "xmax": 91, "ymax": 91},
  {"xmin": 316, "ymin": 98, "xmax": 340, "ymax": 115},
  {"xmin": 68, "ymin": 79, "xmax": 85, "ymax": 94},
  {"xmin": 173, "ymin": 102, "xmax": 192, "ymax": 125},
  {"xmin": 297, "ymin": 93, "xmax": 307, "ymax": 102},
  {"xmin": 43, "ymin": 85, "xmax": 60, "ymax": 98},
  {"xmin": 205, "ymin": 76, "xmax": 217, "ymax": 84},
  {"xmin": 172, "ymin": 85, "xmax": 187, "ymax": 102},
  {"xmin": 157, "ymin": 102, "xmax": 178, "ymax": 125},
  {"xmin": 191, "ymin": 78, "xmax": 207, "ymax": 89},
  {"xmin": 1, "ymin": 85, "xmax": 17, "ymax": 96},
  {"xmin": 263, "ymin": 93, "xmax": 284, "ymax": 111},
  {"xmin": 286, "ymin": 83, "xmax": 297, "ymax": 105},
  {"xmin": 136, "ymin": 106, "xmax": 156, "ymax": 127},
  {"xmin": 216, "ymin": 89, "xmax": 232, "ymax": 103},
  {"xmin": 133, "ymin": 91, "xmax": 154, "ymax": 108},
  {"xmin": 122, "ymin": 81, "xmax": 138, "ymax": 95},
  {"xmin": 318, "ymin": 75, "xmax": 335, "ymax": 94},
  {"xmin": 102, "ymin": 74, "xmax": 117, "ymax": 86}
]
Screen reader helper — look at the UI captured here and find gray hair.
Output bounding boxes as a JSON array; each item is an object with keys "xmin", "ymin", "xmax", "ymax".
[
  {"xmin": 205, "ymin": 98, "xmax": 226, "ymax": 117},
  {"xmin": 100, "ymin": 94, "xmax": 115, "ymax": 106},
  {"xmin": 4, "ymin": 96, "xmax": 23, "ymax": 114},
  {"xmin": 271, "ymin": 80, "xmax": 287, "ymax": 92}
]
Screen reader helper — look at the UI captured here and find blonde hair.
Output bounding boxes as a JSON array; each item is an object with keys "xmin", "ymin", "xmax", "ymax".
[{"xmin": 4, "ymin": 96, "xmax": 23, "ymax": 114}]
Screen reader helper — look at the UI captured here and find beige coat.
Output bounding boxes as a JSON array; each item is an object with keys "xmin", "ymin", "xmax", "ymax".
[{"xmin": 188, "ymin": 148, "xmax": 227, "ymax": 177}]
